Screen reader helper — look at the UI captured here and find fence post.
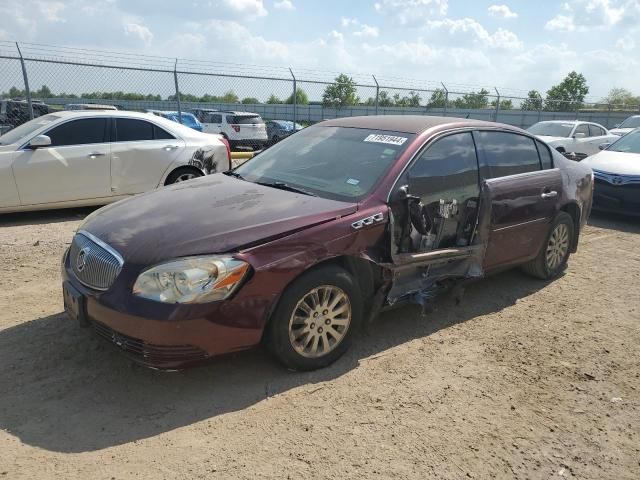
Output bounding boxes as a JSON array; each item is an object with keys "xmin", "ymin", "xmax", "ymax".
[
  {"xmin": 372, "ymin": 75, "xmax": 379, "ymax": 115},
  {"xmin": 289, "ymin": 67, "xmax": 297, "ymax": 125},
  {"xmin": 537, "ymin": 92, "xmax": 543, "ymax": 122},
  {"xmin": 494, "ymin": 87, "xmax": 500, "ymax": 122},
  {"xmin": 173, "ymin": 59, "xmax": 182, "ymax": 124},
  {"xmin": 441, "ymin": 82, "xmax": 448, "ymax": 117},
  {"xmin": 15, "ymin": 42, "xmax": 33, "ymax": 120},
  {"xmin": 606, "ymin": 103, "xmax": 611, "ymax": 129}
]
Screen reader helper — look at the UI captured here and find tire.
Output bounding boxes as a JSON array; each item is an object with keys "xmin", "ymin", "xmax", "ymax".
[
  {"xmin": 266, "ymin": 265, "xmax": 363, "ymax": 371},
  {"xmin": 165, "ymin": 168, "xmax": 203, "ymax": 185},
  {"xmin": 522, "ymin": 211, "xmax": 574, "ymax": 280}
]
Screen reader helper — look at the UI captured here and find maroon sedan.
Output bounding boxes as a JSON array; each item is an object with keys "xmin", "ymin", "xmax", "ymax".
[{"xmin": 62, "ymin": 116, "xmax": 593, "ymax": 370}]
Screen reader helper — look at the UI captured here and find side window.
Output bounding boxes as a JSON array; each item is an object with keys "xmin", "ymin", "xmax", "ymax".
[
  {"xmin": 116, "ymin": 119, "xmax": 154, "ymax": 142},
  {"xmin": 211, "ymin": 114, "xmax": 222, "ymax": 123},
  {"xmin": 408, "ymin": 132, "xmax": 479, "ymax": 198},
  {"xmin": 46, "ymin": 118, "xmax": 108, "ymax": 147},
  {"xmin": 476, "ymin": 131, "xmax": 541, "ymax": 178},
  {"xmin": 574, "ymin": 124, "xmax": 589, "ymax": 136},
  {"xmin": 153, "ymin": 125, "xmax": 175, "ymax": 140},
  {"xmin": 589, "ymin": 124, "xmax": 604, "ymax": 137},
  {"xmin": 535, "ymin": 140, "xmax": 553, "ymax": 169}
]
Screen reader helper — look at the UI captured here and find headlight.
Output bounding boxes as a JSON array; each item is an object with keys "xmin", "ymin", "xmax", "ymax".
[{"xmin": 133, "ymin": 256, "xmax": 250, "ymax": 304}]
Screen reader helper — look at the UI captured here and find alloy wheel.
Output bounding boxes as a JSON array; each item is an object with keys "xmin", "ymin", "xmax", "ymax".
[
  {"xmin": 288, "ymin": 285, "xmax": 352, "ymax": 358},
  {"xmin": 546, "ymin": 223, "xmax": 569, "ymax": 271},
  {"xmin": 174, "ymin": 173, "xmax": 197, "ymax": 182}
]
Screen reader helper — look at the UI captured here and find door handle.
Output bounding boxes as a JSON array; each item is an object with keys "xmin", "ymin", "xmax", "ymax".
[
  {"xmin": 541, "ymin": 190, "xmax": 558, "ymax": 199},
  {"xmin": 163, "ymin": 145, "xmax": 179, "ymax": 151},
  {"xmin": 87, "ymin": 152, "xmax": 106, "ymax": 158}
]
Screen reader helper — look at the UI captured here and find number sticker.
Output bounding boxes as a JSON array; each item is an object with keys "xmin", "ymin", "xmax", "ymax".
[{"xmin": 363, "ymin": 134, "xmax": 407, "ymax": 146}]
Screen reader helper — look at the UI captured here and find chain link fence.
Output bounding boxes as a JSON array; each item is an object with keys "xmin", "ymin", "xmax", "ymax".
[{"xmin": 1, "ymin": 40, "xmax": 639, "ymax": 136}]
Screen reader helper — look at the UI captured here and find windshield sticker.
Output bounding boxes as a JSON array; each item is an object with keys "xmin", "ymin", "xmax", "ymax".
[
  {"xmin": 364, "ymin": 134, "xmax": 407, "ymax": 146},
  {"xmin": 346, "ymin": 178, "xmax": 360, "ymax": 186}
]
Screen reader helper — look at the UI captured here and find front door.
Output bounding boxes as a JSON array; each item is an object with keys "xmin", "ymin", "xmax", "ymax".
[
  {"xmin": 474, "ymin": 131, "xmax": 563, "ymax": 270},
  {"xmin": 12, "ymin": 117, "xmax": 112, "ymax": 205}
]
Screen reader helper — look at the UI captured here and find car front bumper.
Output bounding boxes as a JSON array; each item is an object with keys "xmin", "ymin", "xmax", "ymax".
[
  {"xmin": 62, "ymin": 251, "xmax": 273, "ymax": 369},
  {"xmin": 593, "ymin": 179, "xmax": 640, "ymax": 216}
]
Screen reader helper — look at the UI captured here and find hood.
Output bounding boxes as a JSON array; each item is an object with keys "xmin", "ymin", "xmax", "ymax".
[
  {"xmin": 535, "ymin": 135, "xmax": 566, "ymax": 144},
  {"xmin": 80, "ymin": 173, "xmax": 358, "ymax": 265},
  {"xmin": 609, "ymin": 128, "xmax": 633, "ymax": 136},
  {"xmin": 581, "ymin": 150, "xmax": 640, "ymax": 175}
]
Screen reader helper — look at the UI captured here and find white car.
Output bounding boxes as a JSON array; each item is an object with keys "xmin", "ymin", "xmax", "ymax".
[
  {"xmin": 527, "ymin": 120, "xmax": 619, "ymax": 159},
  {"xmin": 0, "ymin": 110, "xmax": 230, "ymax": 213},
  {"xmin": 610, "ymin": 115, "xmax": 640, "ymax": 137},
  {"xmin": 192, "ymin": 110, "xmax": 268, "ymax": 150},
  {"xmin": 581, "ymin": 128, "xmax": 640, "ymax": 215}
]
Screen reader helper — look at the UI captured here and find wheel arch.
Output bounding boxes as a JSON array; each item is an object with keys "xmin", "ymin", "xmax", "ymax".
[{"xmin": 163, "ymin": 165, "xmax": 204, "ymax": 186}]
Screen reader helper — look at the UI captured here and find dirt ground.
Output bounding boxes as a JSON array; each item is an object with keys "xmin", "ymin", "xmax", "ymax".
[{"xmin": 0, "ymin": 207, "xmax": 638, "ymax": 480}]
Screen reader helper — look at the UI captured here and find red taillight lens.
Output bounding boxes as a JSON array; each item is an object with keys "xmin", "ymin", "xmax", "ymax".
[
  {"xmin": 219, "ymin": 136, "xmax": 232, "ymax": 169},
  {"xmin": 232, "ymin": 125, "xmax": 240, "ymax": 133}
]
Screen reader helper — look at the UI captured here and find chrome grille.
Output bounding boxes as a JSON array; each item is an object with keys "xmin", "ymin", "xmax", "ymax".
[{"xmin": 69, "ymin": 231, "xmax": 123, "ymax": 291}]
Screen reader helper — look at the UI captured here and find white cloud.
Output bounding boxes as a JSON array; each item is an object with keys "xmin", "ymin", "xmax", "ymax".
[
  {"xmin": 124, "ymin": 23, "xmax": 153, "ymax": 44},
  {"xmin": 274, "ymin": 0, "xmax": 294, "ymax": 11},
  {"xmin": 427, "ymin": 18, "xmax": 523, "ymax": 50},
  {"xmin": 616, "ymin": 34, "xmax": 636, "ymax": 51},
  {"xmin": 353, "ymin": 25, "xmax": 380, "ymax": 38},
  {"xmin": 488, "ymin": 4, "xmax": 518, "ymax": 19},
  {"xmin": 341, "ymin": 17, "xmax": 359, "ymax": 27},
  {"xmin": 374, "ymin": 0, "xmax": 448, "ymax": 25},
  {"xmin": 37, "ymin": 1, "xmax": 65, "ymax": 22},
  {"xmin": 545, "ymin": 0, "xmax": 640, "ymax": 32},
  {"xmin": 220, "ymin": 0, "xmax": 267, "ymax": 19},
  {"xmin": 328, "ymin": 30, "xmax": 344, "ymax": 42},
  {"xmin": 545, "ymin": 14, "xmax": 576, "ymax": 31}
]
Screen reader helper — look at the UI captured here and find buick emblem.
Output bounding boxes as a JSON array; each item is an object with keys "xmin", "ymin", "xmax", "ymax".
[
  {"xmin": 611, "ymin": 176, "xmax": 624, "ymax": 185},
  {"xmin": 76, "ymin": 247, "xmax": 90, "ymax": 272}
]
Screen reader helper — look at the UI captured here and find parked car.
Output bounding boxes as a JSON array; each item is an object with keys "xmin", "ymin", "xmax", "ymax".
[
  {"xmin": 189, "ymin": 108, "xmax": 218, "ymax": 122},
  {"xmin": 64, "ymin": 104, "xmax": 118, "ymax": 111},
  {"xmin": 0, "ymin": 110, "xmax": 230, "ymax": 213},
  {"xmin": 198, "ymin": 110, "xmax": 268, "ymax": 149},
  {"xmin": 61, "ymin": 115, "xmax": 593, "ymax": 371},
  {"xmin": 163, "ymin": 112, "xmax": 203, "ymax": 132},
  {"xmin": 610, "ymin": 115, "xmax": 640, "ymax": 137},
  {"xmin": 266, "ymin": 120, "xmax": 303, "ymax": 144},
  {"xmin": 581, "ymin": 128, "xmax": 640, "ymax": 215},
  {"xmin": 527, "ymin": 120, "xmax": 618, "ymax": 159},
  {"xmin": 0, "ymin": 99, "xmax": 49, "ymax": 130}
]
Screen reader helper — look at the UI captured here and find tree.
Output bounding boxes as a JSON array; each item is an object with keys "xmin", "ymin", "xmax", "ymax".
[
  {"xmin": 601, "ymin": 87, "xmax": 640, "ymax": 106},
  {"xmin": 491, "ymin": 98, "xmax": 513, "ymax": 110},
  {"xmin": 392, "ymin": 91, "xmax": 421, "ymax": 107},
  {"xmin": 426, "ymin": 88, "xmax": 447, "ymax": 108},
  {"xmin": 266, "ymin": 94, "xmax": 282, "ymax": 104},
  {"xmin": 544, "ymin": 71, "xmax": 589, "ymax": 111},
  {"xmin": 285, "ymin": 88, "xmax": 309, "ymax": 105},
  {"xmin": 521, "ymin": 90, "xmax": 543, "ymax": 111},
  {"xmin": 377, "ymin": 91, "xmax": 394, "ymax": 107},
  {"xmin": 241, "ymin": 97, "xmax": 260, "ymax": 104},
  {"xmin": 453, "ymin": 89, "xmax": 490, "ymax": 109},
  {"xmin": 219, "ymin": 90, "xmax": 239, "ymax": 104},
  {"xmin": 322, "ymin": 74, "xmax": 359, "ymax": 108}
]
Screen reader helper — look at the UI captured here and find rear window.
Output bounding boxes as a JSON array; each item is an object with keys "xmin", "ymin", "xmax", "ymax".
[
  {"xmin": 234, "ymin": 126, "xmax": 414, "ymax": 201},
  {"xmin": 228, "ymin": 115, "xmax": 263, "ymax": 125}
]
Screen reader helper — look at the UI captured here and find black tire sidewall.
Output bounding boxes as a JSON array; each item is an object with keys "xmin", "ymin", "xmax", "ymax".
[
  {"xmin": 166, "ymin": 169, "xmax": 203, "ymax": 185},
  {"xmin": 267, "ymin": 266, "xmax": 363, "ymax": 371}
]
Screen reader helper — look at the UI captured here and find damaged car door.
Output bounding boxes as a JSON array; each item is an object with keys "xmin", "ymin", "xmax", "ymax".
[{"xmin": 387, "ymin": 131, "xmax": 486, "ymax": 303}]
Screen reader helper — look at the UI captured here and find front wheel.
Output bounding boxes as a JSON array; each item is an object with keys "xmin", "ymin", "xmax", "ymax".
[
  {"xmin": 522, "ymin": 212, "xmax": 574, "ymax": 279},
  {"xmin": 165, "ymin": 169, "xmax": 203, "ymax": 184},
  {"xmin": 266, "ymin": 266, "xmax": 363, "ymax": 371}
]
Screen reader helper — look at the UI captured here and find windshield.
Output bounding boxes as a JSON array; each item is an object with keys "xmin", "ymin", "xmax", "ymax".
[
  {"xmin": 608, "ymin": 129, "xmax": 640, "ymax": 154},
  {"xmin": 0, "ymin": 114, "xmax": 60, "ymax": 145},
  {"xmin": 619, "ymin": 117, "xmax": 640, "ymax": 129},
  {"xmin": 527, "ymin": 122, "xmax": 574, "ymax": 137},
  {"xmin": 233, "ymin": 126, "xmax": 414, "ymax": 201}
]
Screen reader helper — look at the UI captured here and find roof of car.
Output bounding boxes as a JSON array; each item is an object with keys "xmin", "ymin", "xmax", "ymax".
[
  {"xmin": 48, "ymin": 110, "xmax": 168, "ymax": 120},
  {"xmin": 534, "ymin": 120, "xmax": 598, "ymax": 125},
  {"xmin": 319, "ymin": 115, "xmax": 512, "ymax": 134}
]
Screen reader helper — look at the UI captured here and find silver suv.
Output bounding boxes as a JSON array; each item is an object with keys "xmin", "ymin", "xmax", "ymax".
[{"xmin": 190, "ymin": 109, "xmax": 267, "ymax": 150}]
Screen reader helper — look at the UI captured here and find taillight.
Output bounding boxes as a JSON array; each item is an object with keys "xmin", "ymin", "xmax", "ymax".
[
  {"xmin": 219, "ymin": 136, "xmax": 232, "ymax": 169},
  {"xmin": 231, "ymin": 125, "xmax": 240, "ymax": 133}
]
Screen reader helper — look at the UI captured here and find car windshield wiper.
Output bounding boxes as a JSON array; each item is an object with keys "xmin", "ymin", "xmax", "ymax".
[
  {"xmin": 224, "ymin": 171, "xmax": 245, "ymax": 180},
  {"xmin": 255, "ymin": 181, "xmax": 317, "ymax": 197}
]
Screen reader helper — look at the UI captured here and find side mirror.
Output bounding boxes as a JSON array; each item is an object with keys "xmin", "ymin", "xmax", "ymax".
[
  {"xmin": 573, "ymin": 132, "xmax": 586, "ymax": 139},
  {"xmin": 28, "ymin": 135, "xmax": 51, "ymax": 148},
  {"xmin": 598, "ymin": 142, "xmax": 611, "ymax": 150}
]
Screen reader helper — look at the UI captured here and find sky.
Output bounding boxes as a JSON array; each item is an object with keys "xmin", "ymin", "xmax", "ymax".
[{"xmin": 0, "ymin": 0, "xmax": 639, "ymax": 100}]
